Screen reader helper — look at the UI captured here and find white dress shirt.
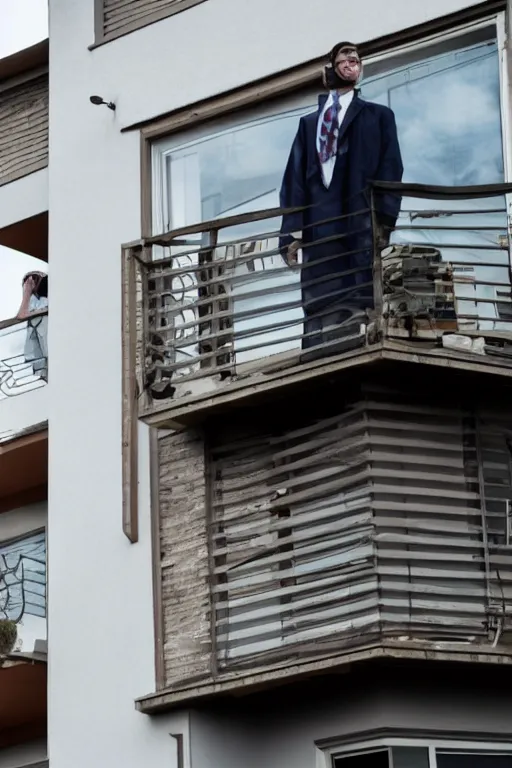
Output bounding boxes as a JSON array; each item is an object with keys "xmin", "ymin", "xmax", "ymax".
[{"xmin": 316, "ymin": 89, "xmax": 355, "ymax": 188}]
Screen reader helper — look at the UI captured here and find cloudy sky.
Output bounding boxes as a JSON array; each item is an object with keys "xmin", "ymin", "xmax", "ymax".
[{"xmin": 1, "ymin": 0, "xmax": 48, "ymax": 321}]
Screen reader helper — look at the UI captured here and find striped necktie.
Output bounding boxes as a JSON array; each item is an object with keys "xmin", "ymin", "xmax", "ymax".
[{"xmin": 318, "ymin": 92, "xmax": 341, "ymax": 164}]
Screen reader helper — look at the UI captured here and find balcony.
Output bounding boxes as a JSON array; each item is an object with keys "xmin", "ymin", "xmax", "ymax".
[
  {"xmin": 126, "ymin": 182, "xmax": 512, "ymax": 428},
  {"xmin": 135, "ymin": 182, "xmax": 512, "ymax": 714},
  {"xmin": 0, "ymin": 430, "xmax": 47, "ymax": 752},
  {"xmin": 0, "ymin": 40, "xmax": 49, "ymax": 263},
  {"xmin": 0, "ymin": 311, "xmax": 48, "ymax": 444},
  {"xmin": 138, "ymin": 360, "xmax": 512, "ymax": 714}
]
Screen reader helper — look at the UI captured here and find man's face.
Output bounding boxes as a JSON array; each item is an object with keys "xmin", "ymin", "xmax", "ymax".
[{"xmin": 334, "ymin": 48, "xmax": 361, "ymax": 84}]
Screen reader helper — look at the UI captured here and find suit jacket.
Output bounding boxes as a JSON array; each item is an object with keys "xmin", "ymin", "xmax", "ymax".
[{"xmin": 279, "ymin": 91, "xmax": 404, "ymax": 311}]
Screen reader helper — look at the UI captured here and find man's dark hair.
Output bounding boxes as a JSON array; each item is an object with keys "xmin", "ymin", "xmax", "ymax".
[{"xmin": 330, "ymin": 41, "xmax": 360, "ymax": 66}]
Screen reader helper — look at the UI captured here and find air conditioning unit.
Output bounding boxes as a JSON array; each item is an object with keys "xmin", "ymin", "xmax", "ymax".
[{"xmin": 381, "ymin": 243, "xmax": 458, "ymax": 338}]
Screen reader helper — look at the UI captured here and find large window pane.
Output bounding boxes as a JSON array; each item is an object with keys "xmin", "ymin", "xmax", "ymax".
[
  {"xmin": 437, "ymin": 754, "xmax": 512, "ymax": 768},
  {"xmin": 334, "ymin": 750, "xmax": 389, "ymax": 767},
  {"xmin": 153, "ymin": 26, "xmax": 508, "ymax": 368},
  {"xmin": 0, "ymin": 531, "xmax": 46, "ymax": 652},
  {"xmin": 362, "ymin": 38, "xmax": 503, "ymax": 186},
  {"xmin": 393, "ymin": 747, "xmax": 431, "ymax": 768},
  {"xmin": 362, "ymin": 33, "xmax": 508, "ymax": 332},
  {"xmin": 162, "ymin": 106, "xmax": 313, "ymax": 228}
]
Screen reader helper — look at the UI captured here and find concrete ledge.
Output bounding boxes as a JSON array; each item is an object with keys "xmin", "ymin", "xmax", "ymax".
[
  {"xmin": 136, "ymin": 640, "xmax": 512, "ymax": 714},
  {"xmin": 141, "ymin": 339, "xmax": 512, "ymax": 429}
]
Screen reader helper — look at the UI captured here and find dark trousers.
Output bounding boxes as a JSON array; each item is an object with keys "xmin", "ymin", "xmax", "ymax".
[{"xmin": 301, "ymin": 301, "xmax": 367, "ymax": 362}]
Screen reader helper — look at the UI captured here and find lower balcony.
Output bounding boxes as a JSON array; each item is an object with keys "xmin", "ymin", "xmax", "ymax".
[
  {"xmin": 124, "ymin": 182, "xmax": 512, "ymax": 428},
  {"xmin": 0, "ymin": 487, "xmax": 47, "ymax": 759},
  {"xmin": 137, "ymin": 366, "xmax": 512, "ymax": 714}
]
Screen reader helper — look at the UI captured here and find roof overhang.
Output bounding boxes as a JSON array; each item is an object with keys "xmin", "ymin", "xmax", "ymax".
[
  {"xmin": 0, "ymin": 657, "xmax": 46, "ymax": 748},
  {"xmin": 0, "ymin": 40, "xmax": 48, "ymax": 87},
  {"xmin": 0, "ymin": 423, "xmax": 48, "ymax": 510}
]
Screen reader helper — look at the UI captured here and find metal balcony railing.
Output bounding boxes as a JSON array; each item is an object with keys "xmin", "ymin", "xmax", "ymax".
[
  {"xmin": 0, "ymin": 310, "xmax": 48, "ymax": 398},
  {"xmin": 130, "ymin": 182, "xmax": 512, "ymax": 406}
]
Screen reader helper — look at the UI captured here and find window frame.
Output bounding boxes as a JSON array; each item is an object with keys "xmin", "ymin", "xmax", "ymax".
[
  {"xmin": 317, "ymin": 737, "xmax": 512, "ymax": 768},
  {"xmin": 149, "ymin": 11, "xmax": 509, "ymax": 236},
  {"xmin": 92, "ymin": 0, "xmax": 209, "ymax": 49},
  {"xmin": 141, "ymin": 7, "xmax": 509, "ymax": 238},
  {"xmin": 0, "ymin": 526, "xmax": 47, "ymax": 620}
]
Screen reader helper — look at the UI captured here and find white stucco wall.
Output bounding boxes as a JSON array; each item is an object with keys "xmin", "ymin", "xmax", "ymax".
[
  {"xmin": 87, "ymin": 0, "xmax": 488, "ymax": 128},
  {"xmin": 0, "ymin": 169, "xmax": 48, "ymax": 232},
  {"xmin": 0, "ymin": 387, "xmax": 47, "ymax": 443},
  {"xmin": 47, "ymin": 0, "xmax": 493, "ymax": 767},
  {"xmin": 190, "ymin": 671, "xmax": 512, "ymax": 768}
]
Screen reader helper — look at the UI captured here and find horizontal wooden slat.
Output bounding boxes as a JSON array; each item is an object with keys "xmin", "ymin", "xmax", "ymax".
[
  {"xmin": 209, "ymin": 393, "xmax": 493, "ymax": 668},
  {"xmin": 158, "ymin": 388, "xmax": 512, "ymax": 684},
  {"xmin": 0, "ymin": 75, "xmax": 48, "ymax": 186},
  {"xmin": 102, "ymin": 0, "xmax": 206, "ymax": 39}
]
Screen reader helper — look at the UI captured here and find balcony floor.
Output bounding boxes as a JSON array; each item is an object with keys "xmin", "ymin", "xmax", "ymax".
[
  {"xmin": 136, "ymin": 638, "xmax": 512, "ymax": 714},
  {"xmin": 141, "ymin": 336, "xmax": 512, "ymax": 429}
]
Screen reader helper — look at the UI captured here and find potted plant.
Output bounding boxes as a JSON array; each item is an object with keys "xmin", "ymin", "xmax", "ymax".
[{"xmin": 0, "ymin": 620, "xmax": 17, "ymax": 656}]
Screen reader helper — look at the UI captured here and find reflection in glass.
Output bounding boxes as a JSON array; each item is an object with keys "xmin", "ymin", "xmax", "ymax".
[
  {"xmin": 393, "ymin": 747, "xmax": 430, "ymax": 768},
  {"xmin": 334, "ymin": 750, "xmax": 389, "ymax": 767},
  {"xmin": 158, "ymin": 32, "xmax": 508, "ymax": 371},
  {"xmin": 165, "ymin": 107, "xmax": 312, "ymax": 223},
  {"xmin": 363, "ymin": 38, "xmax": 509, "ymax": 332},
  {"xmin": 363, "ymin": 40, "xmax": 503, "ymax": 187},
  {"xmin": 0, "ymin": 531, "xmax": 46, "ymax": 653},
  {"xmin": 437, "ymin": 754, "xmax": 512, "ymax": 768}
]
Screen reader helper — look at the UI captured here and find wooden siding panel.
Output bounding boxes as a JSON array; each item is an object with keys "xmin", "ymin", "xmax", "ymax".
[
  {"xmin": 367, "ymin": 392, "xmax": 487, "ymax": 641},
  {"xmin": 477, "ymin": 411, "xmax": 512, "ymax": 604},
  {"xmin": 102, "ymin": 0, "xmax": 206, "ymax": 40},
  {"xmin": 0, "ymin": 75, "xmax": 48, "ymax": 186},
  {"xmin": 157, "ymin": 387, "xmax": 512, "ymax": 690},
  {"xmin": 158, "ymin": 429, "xmax": 212, "ymax": 688},
  {"xmin": 209, "ymin": 403, "xmax": 380, "ymax": 671}
]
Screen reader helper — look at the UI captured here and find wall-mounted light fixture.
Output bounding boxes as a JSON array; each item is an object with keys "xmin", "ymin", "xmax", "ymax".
[{"xmin": 89, "ymin": 95, "xmax": 116, "ymax": 111}]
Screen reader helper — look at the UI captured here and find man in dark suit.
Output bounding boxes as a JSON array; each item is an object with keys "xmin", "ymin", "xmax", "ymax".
[{"xmin": 279, "ymin": 42, "xmax": 403, "ymax": 354}]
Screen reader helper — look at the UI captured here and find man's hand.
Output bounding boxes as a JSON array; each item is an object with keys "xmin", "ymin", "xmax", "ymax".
[
  {"xmin": 286, "ymin": 240, "xmax": 302, "ymax": 266},
  {"xmin": 23, "ymin": 276, "xmax": 35, "ymax": 296}
]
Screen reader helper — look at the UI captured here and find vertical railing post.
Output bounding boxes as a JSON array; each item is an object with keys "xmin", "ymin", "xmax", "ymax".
[
  {"xmin": 370, "ymin": 185, "xmax": 384, "ymax": 342},
  {"xmin": 121, "ymin": 246, "xmax": 139, "ymax": 544}
]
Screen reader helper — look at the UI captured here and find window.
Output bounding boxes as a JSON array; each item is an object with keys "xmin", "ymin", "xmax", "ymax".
[
  {"xmin": 320, "ymin": 739, "xmax": 512, "ymax": 768},
  {"xmin": 0, "ymin": 530, "xmax": 47, "ymax": 653},
  {"xmin": 95, "ymin": 0, "xmax": 208, "ymax": 45},
  {"xmin": 153, "ymin": 23, "xmax": 505, "ymax": 229},
  {"xmin": 151, "ymin": 18, "xmax": 510, "ymax": 367},
  {"xmin": 333, "ymin": 747, "xmax": 429, "ymax": 767}
]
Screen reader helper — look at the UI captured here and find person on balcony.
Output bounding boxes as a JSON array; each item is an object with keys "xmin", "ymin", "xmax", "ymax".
[
  {"xmin": 16, "ymin": 271, "xmax": 48, "ymax": 382},
  {"xmin": 279, "ymin": 42, "xmax": 403, "ymax": 356}
]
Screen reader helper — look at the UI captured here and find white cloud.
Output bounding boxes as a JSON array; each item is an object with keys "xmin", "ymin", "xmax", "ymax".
[{"xmin": 0, "ymin": 0, "xmax": 48, "ymax": 59}]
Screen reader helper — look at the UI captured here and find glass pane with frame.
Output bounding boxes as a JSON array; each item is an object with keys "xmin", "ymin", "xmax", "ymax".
[
  {"xmin": 437, "ymin": 754, "xmax": 512, "ymax": 768},
  {"xmin": 333, "ymin": 750, "xmax": 390, "ymax": 767},
  {"xmin": 153, "ymin": 23, "xmax": 509, "ymax": 366},
  {"xmin": 362, "ymin": 29, "xmax": 509, "ymax": 333},
  {"xmin": 393, "ymin": 747, "xmax": 431, "ymax": 768}
]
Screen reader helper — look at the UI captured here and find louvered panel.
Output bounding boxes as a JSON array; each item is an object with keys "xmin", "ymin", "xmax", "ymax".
[
  {"xmin": 103, "ymin": 0, "xmax": 203, "ymax": 38},
  {"xmin": 0, "ymin": 75, "xmax": 48, "ymax": 186},
  {"xmin": 476, "ymin": 411, "xmax": 512, "ymax": 603},
  {"xmin": 478, "ymin": 414, "xmax": 512, "ymax": 546},
  {"xmin": 366, "ymin": 392, "xmax": 487, "ymax": 642},
  {"xmin": 210, "ymin": 404, "xmax": 378, "ymax": 669}
]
